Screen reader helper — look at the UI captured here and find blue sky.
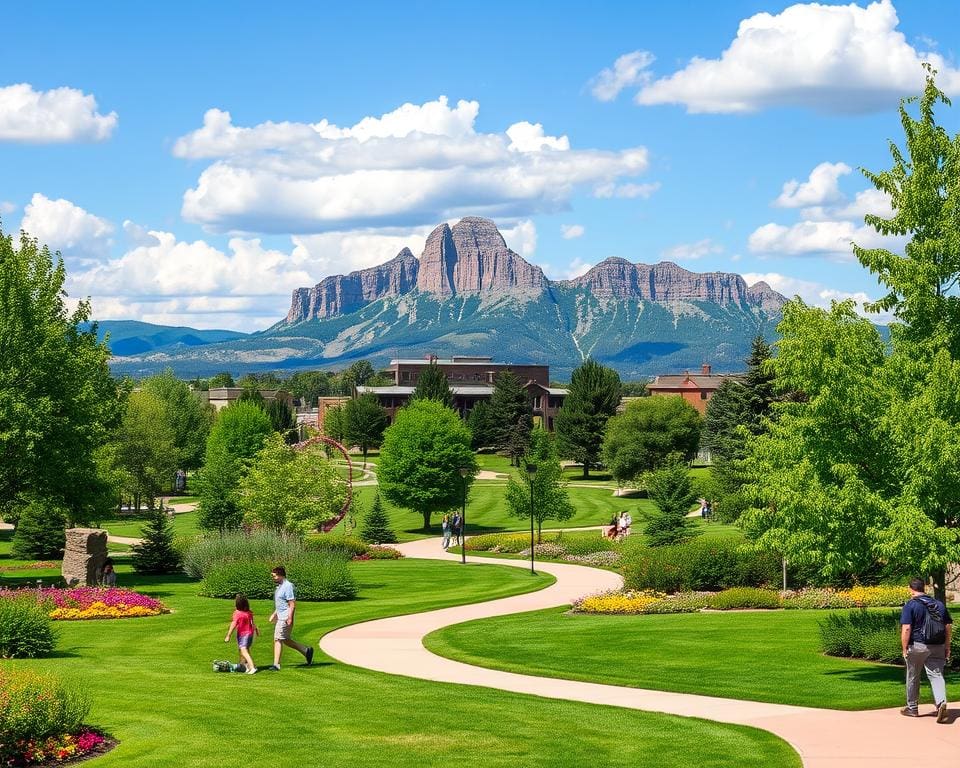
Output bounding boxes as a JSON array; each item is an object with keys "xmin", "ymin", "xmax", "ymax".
[{"xmin": 0, "ymin": 0, "xmax": 957, "ymax": 331}]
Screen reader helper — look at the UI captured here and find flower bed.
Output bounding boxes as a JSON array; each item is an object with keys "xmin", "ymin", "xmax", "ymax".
[
  {"xmin": 0, "ymin": 562, "xmax": 58, "ymax": 573},
  {"xmin": 574, "ymin": 585, "xmax": 911, "ymax": 615},
  {"xmin": 352, "ymin": 545, "xmax": 404, "ymax": 560},
  {"xmin": 5, "ymin": 729, "xmax": 110, "ymax": 766},
  {"xmin": 0, "ymin": 587, "xmax": 169, "ymax": 621}
]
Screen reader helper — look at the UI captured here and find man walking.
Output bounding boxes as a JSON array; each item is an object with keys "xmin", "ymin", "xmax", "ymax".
[
  {"xmin": 267, "ymin": 565, "xmax": 314, "ymax": 670},
  {"xmin": 900, "ymin": 577, "xmax": 952, "ymax": 722}
]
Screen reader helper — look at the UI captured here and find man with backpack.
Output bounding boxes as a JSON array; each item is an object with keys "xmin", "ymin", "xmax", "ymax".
[{"xmin": 900, "ymin": 577, "xmax": 952, "ymax": 722}]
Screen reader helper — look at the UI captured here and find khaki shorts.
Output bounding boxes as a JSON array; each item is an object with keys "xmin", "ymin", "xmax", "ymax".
[{"xmin": 274, "ymin": 619, "xmax": 292, "ymax": 641}]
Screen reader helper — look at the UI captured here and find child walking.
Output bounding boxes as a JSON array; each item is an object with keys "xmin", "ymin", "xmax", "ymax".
[{"xmin": 225, "ymin": 593, "xmax": 260, "ymax": 674}]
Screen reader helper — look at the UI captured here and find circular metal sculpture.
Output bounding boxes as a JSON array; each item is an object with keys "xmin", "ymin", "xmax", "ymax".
[{"xmin": 292, "ymin": 435, "xmax": 353, "ymax": 533}]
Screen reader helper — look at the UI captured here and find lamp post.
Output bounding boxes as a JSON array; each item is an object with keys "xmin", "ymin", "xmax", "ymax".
[
  {"xmin": 525, "ymin": 462, "xmax": 538, "ymax": 575},
  {"xmin": 459, "ymin": 466, "xmax": 470, "ymax": 565}
]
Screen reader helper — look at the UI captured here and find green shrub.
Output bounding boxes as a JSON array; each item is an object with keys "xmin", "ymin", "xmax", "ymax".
[
  {"xmin": 707, "ymin": 588, "xmax": 781, "ymax": 610},
  {"xmin": 0, "ymin": 669, "xmax": 88, "ymax": 748},
  {"xmin": 554, "ymin": 532, "xmax": 614, "ymax": 556},
  {"xmin": 182, "ymin": 530, "xmax": 304, "ymax": 579},
  {"xmin": 200, "ymin": 552, "xmax": 357, "ymax": 601},
  {"xmin": 132, "ymin": 509, "xmax": 182, "ymax": 574},
  {"xmin": 305, "ymin": 535, "xmax": 368, "ymax": 558},
  {"xmin": 621, "ymin": 539, "xmax": 780, "ymax": 593},
  {"xmin": 359, "ymin": 494, "xmax": 397, "ymax": 544},
  {"xmin": 819, "ymin": 611, "xmax": 894, "ymax": 659},
  {"xmin": 358, "ymin": 546, "xmax": 404, "ymax": 560},
  {"xmin": 465, "ymin": 533, "xmax": 554, "ymax": 553},
  {"xmin": 861, "ymin": 631, "xmax": 902, "ymax": 664},
  {"xmin": 11, "ymin": 498, "xmax": 66, "ymax": 560},
  {"xmin": 0, "ymin": 596, "xmax": 57, "ymax": 658}
]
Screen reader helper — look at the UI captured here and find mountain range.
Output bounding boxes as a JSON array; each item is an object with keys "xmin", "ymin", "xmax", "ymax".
[{"xmin": 107, "ymin": 216, "xmax": 787, "ymax": 380}]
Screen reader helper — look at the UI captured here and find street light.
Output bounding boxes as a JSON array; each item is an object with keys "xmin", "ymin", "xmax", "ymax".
[
  {"xmin": 525, "ymin": 462, "xmax": 538, "ymax": 575},
  {"xmin": 458, "ymin": 466, "xmax": 470, "ymax": 565}
]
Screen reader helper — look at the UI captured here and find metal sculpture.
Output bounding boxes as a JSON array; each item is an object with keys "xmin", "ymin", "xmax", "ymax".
[{"xmin": 292, "ymin": 435, "xmax": 353, "ymax": 533}]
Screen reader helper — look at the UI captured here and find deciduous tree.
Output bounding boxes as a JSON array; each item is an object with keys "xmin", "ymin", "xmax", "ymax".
[
  {"xmin": 505, "ymin": 428, "xmax": 574, "ymax": 541},
  {"xmin": 142, "ymin": 369, "xmax": 212, "ymax": 470},
  {"xmin": 344, "ymin": 393, "xmax": 388, "ymax": 467}
]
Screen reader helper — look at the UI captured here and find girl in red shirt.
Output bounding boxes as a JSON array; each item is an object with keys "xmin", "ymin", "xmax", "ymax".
[{"xmin": 225, "ymin": 593, "xmax": 260, "ymax": 674}]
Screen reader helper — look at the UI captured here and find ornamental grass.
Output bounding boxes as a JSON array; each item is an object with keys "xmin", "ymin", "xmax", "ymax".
[{"xmin": 0, "ymin": 587, "xmax": 169, "ymax": 621}]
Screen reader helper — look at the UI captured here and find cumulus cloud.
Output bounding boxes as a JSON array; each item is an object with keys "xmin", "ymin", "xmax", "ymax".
[
  {"xmin": 173, "ymin": 96, "xmax": 650, "ymax": 234},
  {"xmin": 0, "ymin": 201, "xmax": 16, "ymax": 215},
  {"xmin": 501, "ymin": 219, "xmax": 538, "ymax": 257},
  {"xmin": 0, "ymin": 83, "xmax": 117, "ymax": 142},
  {"xmin": 545, "ymin": 257, "xmax": 594, "ymax": 281},
  {"xmin": 747, "ymin": 220, "xmax": 904, "ymax": 259},
  {"xmin": 20, "ymin": 193, "xmax": 114, "ymax": 260},
  {"xmin": 803, "ymin": 187, "xmax": 894, "ymax": 222},
  {"xmin": 660, "ymin": 238, "xmax": 723, "ymax": 261},
  {"xmin": 743, "ymin": 270, "xmax": 892, "ymax": 321},
  {"xmin": 560, "ymin": 224, "xmax": 585, "ymax": 240},
  {"xmin": 590, "ymin": 50, "xmax": 655, "ymax": 102},
  {"xmin": 291, "ymin": 227, "xmax": 434, "ymax": 276},
  {"xmin": 593, "ymin": 181, "xmax": 660, "ymax": 199},
  {"xmin": 774, "ymin": 162, "xmax": 851, "ymax": 208},
  {"xmin": 634, "ymin": 0, "xmax": 960, "ymax": 113}
]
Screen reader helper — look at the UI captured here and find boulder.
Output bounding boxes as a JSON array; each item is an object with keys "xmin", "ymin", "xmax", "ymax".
[{"xmin": 61, "ymin": 528, "xmax": 109, "ymax": 587}]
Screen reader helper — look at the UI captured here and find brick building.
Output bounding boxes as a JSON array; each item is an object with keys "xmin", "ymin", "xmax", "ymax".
[{"xmin": 647, "ymin": 364, "xmax": 742, "ymax": 415}]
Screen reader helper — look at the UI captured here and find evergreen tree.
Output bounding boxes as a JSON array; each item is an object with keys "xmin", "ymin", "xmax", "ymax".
[
  {"xmin": 489, "ymin": 371, "xmax": 532, "ymax": 465},
  {"xmin": 359, "ymin": 494, "xmax": 397, "ymax": 544},
  {"xmin": 266, "ymin": 397, "xmax": 296, "ymax": 434},
  {"xmin": 467, "ymin": 401, "xmax": 496, "ymax": 449},
  {"xmin": 555, "ymin": 359, "xmax": 621, "ymax": 478},
  {"xmin": 11, "ymin": 498, "xmax": 67, "ymax": 560},
  {"xmin": 208, "ymin": 372, "xmax": 235, "ymax": 388},
  {"xmin": 644, "ymin": 454, "xmax": 698, "ymax": 546},
  {"xmin": 411, "ymin": 361, "xmax": 455, "ymax": 408},
  {"xmin": 132, "ymin": 509, "xmax": 182, "ymax": 574},
  {"xmin": 505, "ymin": 429, "xmax": 574, "ymax": 541}
]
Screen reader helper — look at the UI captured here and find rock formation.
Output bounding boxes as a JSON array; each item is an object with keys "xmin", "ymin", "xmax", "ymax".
[
  {"xmin": 284, "ymin": 217, "xmax": 786, "ymax": 323},
  {"xmin": 61, "ymin": 528, "xmax": 108, "ymax": 587}
]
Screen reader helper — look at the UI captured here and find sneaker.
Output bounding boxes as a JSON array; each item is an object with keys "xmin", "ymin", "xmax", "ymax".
[
  {"xmin": 937, "ymin": 702, "xmax": 949, "ymax": 723},
  {"xmin": 266, "ymin": 664, "xmax": 280, "ymax": 671},
  {"xmin": 305, "ymin": 646, "xmax": 314, "ymax": 666},
  {"xmin": 245, "ymin": 666, "xmax": 257, "ymax": 675},
  {"xmin": 900, "ymin": 707, "xmax": 919, "ymax": 718}
]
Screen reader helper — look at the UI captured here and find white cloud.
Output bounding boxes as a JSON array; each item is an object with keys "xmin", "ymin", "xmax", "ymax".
[
  {"xmin": 501, "ymin": 219, "xmax": 538, "ymax": 257},
  {"xmin": 560, "ymin": 224, "xmax": 585, "ymax": 240},
  {"xmin": 774, "ymin": 162, "xmax": 851, "ymax": 208},
  {"xmin": 634, "ymin": 0, "xmax": 960, "ymax": 114},
  {"xmin": 743, "ymin": 270, "xmax": 892, "ymax": 321},
  {"xmin": 590, "ymin": 50, "xmax": 656, "ymax": 102},
  {"xmin": 593, "ymin": 181, "xmax": 660, "ymax": 199},
  {"xmin": 661, "ymin": 238, "xmax": 723, "ymax": 261},
  {"xmin": 83, "ymin": 295, "xmax": 282, "ymax": 334},
  {"xmin": 0, "ymin": 201, "xmax": 16, "ymax": 215},
  {"xmin": 291, "ymin": 227, "xmax": 434, "ymax": 275},
  {"xmin": 747, "ymin": 219, "xmax": 905, "ymax": 258},
  {"xmin": 174, "ymin": 96, "xmax": 650, "ymax": 234},
  {"xmin": 803, "ymin": 188, "xmax": 894, "ymax": 221},
  {"xmin": 544, "ymin": 257, "xmax": 594, "ymax": 281},
  {"xmin": 20, "ymin": 193, "xmax": 114, "ymax": 260},
  {"xmin": 0, "ymin": 83, "xmax": 117, "ymax": 142}
]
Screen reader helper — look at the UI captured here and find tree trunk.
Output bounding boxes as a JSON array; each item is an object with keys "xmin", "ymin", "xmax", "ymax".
[
  {"xmin": 582, "ymin": 462, "xmax": 589, "ymax": 479},
  {"xmin": 537, "ymin": 520, "xmax": 542, "ymax": 543},
  {"xmin": 932, "ymin": 566, "xmax": 947, "ymax": 604},
  {"xmin": 422, "ymin": 511, "xmax": 431, "ymax": 532},
  {"xmin": 362, "ymin": 446, "xmax": 367, "ymax": 470}
]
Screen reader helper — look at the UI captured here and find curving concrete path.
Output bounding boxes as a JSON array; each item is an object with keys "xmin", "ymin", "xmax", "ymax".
[{"xmin": 321, "ymin": 537, "xmax": 960, "ymax": 768}]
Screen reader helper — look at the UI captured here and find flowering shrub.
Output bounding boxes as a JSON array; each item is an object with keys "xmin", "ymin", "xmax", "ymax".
[
  {"xmin": 573, "ymin": 590, "xmax": 709, "ymax": 615},
  {"xmin": 707, "ymin": 587, "xmax": 781, "ymax": 610},
  {"xmin": 564, "ymin": 551, "xmax": 622, "ymax": 567},
  {"xmin": 781, "ymin": 585, "xmax": 910, "ymax": 610},
  {"xmin": 3, "ymin": 729, "xmax": 106, "ymax": 766},
  {"xmin": 518, "ymin": 543, "xmax": 568, "ymax": 560},
  {"xmin": 464, "ymin": 533, "xmax": 548, "ymax": 553},
  {"xmin": 0, "ymin": 562, "xmax": 57, "ymax": 573},
  {"xmin": 0, "ymin": 669, "xmax": 90, "ymax": 764},
  {"xmin": 0, "ymin": 587, "xmax": 169, "ymax": 621},
  {"xmin": 352, "ymin": 546, "xmax": 403, "ymax": 560}
]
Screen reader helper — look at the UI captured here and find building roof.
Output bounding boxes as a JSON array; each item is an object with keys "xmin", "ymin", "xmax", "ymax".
[
  {"xmin": 649, "ymin": 374, "xmax": 743, "ymax": 390},
  {"xmin": 388, "ymin": 357, "xmax": 543, "ymax": 368},
  {"xmin": 357, "ymin": 385, "xmax": 497, "ymax": 396}
]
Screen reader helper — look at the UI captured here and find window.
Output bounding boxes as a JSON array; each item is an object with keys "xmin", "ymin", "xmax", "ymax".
[{"xmin": 700, "ymin": 391, "xmax": 708, "ymax": 400}]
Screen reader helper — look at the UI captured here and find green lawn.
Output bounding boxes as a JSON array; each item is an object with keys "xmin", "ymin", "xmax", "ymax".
[
  {"xmin": 95, "ymin": 510, "xmax": 199, "ymax": 539},
  {"xmin": 424, "ymin": 606, "xmax": 958, "ymax": 710},
  {"xmin": 3, "ymin": 560, "xmax": 799, "ymax": 767}
]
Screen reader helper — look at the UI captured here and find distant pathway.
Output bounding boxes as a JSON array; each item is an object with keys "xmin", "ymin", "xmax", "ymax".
[{"xmin": 321, "ymin": 537, "xmax": 960, "ymax": 768}]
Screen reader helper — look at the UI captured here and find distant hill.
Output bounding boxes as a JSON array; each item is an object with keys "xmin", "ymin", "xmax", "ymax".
[
  {"xmin": 83, "ymin": 320, "xmax": 249, "ymax": 358},
  {"xmin": 106, "ymin": 217, "xmax": 787, "ymax": 380}
]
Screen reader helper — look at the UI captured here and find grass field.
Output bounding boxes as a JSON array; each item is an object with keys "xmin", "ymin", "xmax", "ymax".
[
  {"xmin": 96, "ymin": 510, "xmax": 199, "ymax": 539},
  {"xmin": 3, "ymin": 560, "xmax": 800, "ymax": 767},
  {"xmin": 424, "ymin": 606, "xmax": 960, "ymax": 710}
]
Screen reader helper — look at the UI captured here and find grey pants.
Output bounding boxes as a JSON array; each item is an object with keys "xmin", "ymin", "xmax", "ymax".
[{"xmin": 905, "ymin": 642, "xmax": 948, "ymax": 709}]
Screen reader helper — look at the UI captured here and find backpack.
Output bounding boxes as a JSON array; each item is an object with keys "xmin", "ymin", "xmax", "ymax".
[{"xmin": 914, "ymin": 597, "xmax": 947, "ymax": 645}]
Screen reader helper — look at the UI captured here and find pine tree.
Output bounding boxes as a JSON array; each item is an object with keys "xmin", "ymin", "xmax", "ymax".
[
  {"xmin": 555, "ymin": 359, "xmax": 621, "ymax": 478},
  {"xmin": 644, "ymin": 454, "xmax": 698, "ymax": 546},
  {"xmin": 411, "ymin": 361, "xmax": 455, "ymax": 408},
  {"xmin": 132, "ymin": 508, "xmax": 182, "ymax": 574},
  {"xmin": 489, "ymin": 371, "xmax": 532, "ymax": 465},
  {"xmin": 359, "ymin": 494, "xmax": 397, "ymax": 544}
]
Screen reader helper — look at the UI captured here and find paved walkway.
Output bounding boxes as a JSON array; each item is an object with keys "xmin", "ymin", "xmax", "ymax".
[{"xmin": 321, "ymin": 537, "xmax": 960, "ymax": 768}]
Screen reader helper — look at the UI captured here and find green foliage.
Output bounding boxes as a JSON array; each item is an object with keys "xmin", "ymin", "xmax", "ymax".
[
  {"xmin": 11, "ymin": 498, "xmax": 66, "ymax": 560},
  {"xmin": 0, "ymin": 226, "xmax": 122, "ymax": 525},
  {"xmin": 208, "ymin": 372, "xmax": 235, "ymax": 388},
  {"xmin": 181, "ymin": 529, "xmax": 305, "ymax": 579},
  {"xmin": 602, "ymin": 396, "xmax": 702, "ymax": 484},
  {"xmin": 238, "ymin": 372, "xmax": 283, "ymax": 390},
  {"xmin": 200, "ymin": 552, "xmax": 357, "ymax": 601},
  {"xmin": 359, "ymin": 494, "xmax": 397, "ymax": 544},
  {"xmin": 240, "ymin": 434, "xmax": 347, "ymax": 534},
  {"xmin": 411, "ymin": 361, "xmax": 454, "ymax": 408},
  {"xmin": 305, "ymin": 535, "xmax": 369, "ymax": 558},
  {"xmin": 0, "ymin": 597, "xmax": 57, "ymax": 658},
  {"xmin": 343, "ymin": 359, "xmax": 376, "ymax": 389},
  {"xmin": 109, "ymin": 390, "xmax": 179, "ymax": 511},
  {"xmin": 377, "ymin": 399, "xmax": 477, "ymax": 530},
  {"xmin": 505, "ymin": 428, "xmax": 574, "ymax": 539},
  {"xmin": 467, "ymin": 401, "xmax": 497, "ymax": 449},
  {"xmin": 707, "ymin": 587, "xmax": 781, "ymax": 610},
  {"xmin": 141, "ymin": 369, "xmax": 212, "ymax": 470},
  {"xmin": 555, "ymin": 358, "xmax": 621, "ymax": 478},
  {"xmin": 324, "ymin": 405, "xmax": 347, "ymax": 442},
  {"xmin": 643, "ymin": 455, "xmax": 697, "ymax": 546},
  {"xmin": 0, "ymin": 669, "xmax": 88, "ymax": 747},
  {"xmin": 489, "ymin": 371, "xmax": 532, "ymax": 464},
  {"xmin": 344, "ymin": 393, "xmax": 388, "ymax": 465},
  {"xmin": 285, "ymin": 370, "xmax": 333, "ymax": 407},
  {"xmin": 196, "ymin": 400, "xmax": 272, "ymax": 532},
  {"xmin": 132, "ymin": 509, "xmax": 182, "ymax": 574},
  {"xmin": 266, "ymin": 397, "xmax": 296, "ymax": 434},
  {"xmin": 621, "ymin": 539, "xmax": 780, "ymax": 593}
]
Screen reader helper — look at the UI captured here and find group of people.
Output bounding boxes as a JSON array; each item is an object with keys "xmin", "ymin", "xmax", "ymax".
[
  {"xmin": 606, "ymin": 511, "xmax": 632, "ymax": 540},
  {"xmin": 698, "ymin": 498, "xmax": 713, "ymax": 520},
  {"xmin": 440, "ymin": 512, "xmax": 463, "ymax": 549},
  {"xmin": 223, "ymin": 565, "xmax": 314, "ymax": 674}
]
